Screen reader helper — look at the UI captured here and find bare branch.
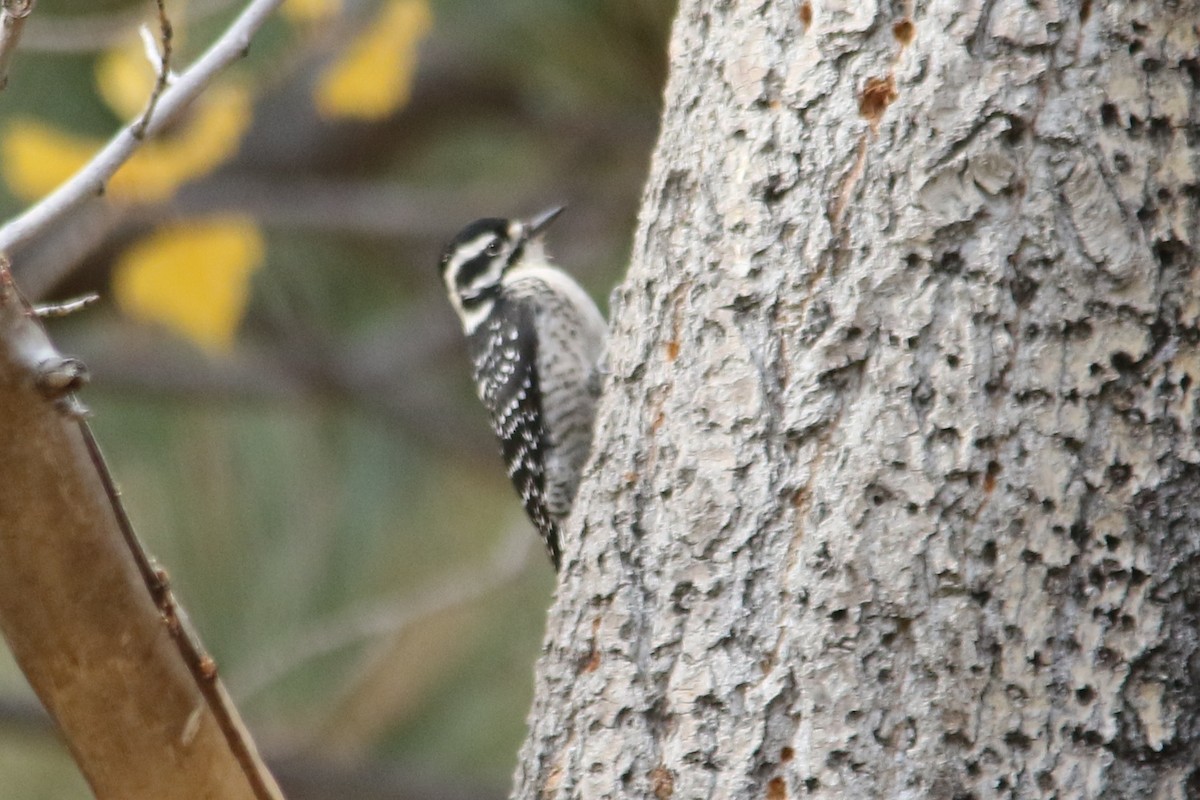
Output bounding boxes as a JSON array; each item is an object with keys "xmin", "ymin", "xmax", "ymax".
[
  {"xmin": 0, "ymin": 0, "xmax": 35, "ymax": 91},
  {"xmin": 0, "ymin": 0, "xmax": 284, "ymax": 256},
  {"xmin": 0, "ymin": 261, "xmax": 283, "ymax": 798},
  {"xmin": 132, "ymin": 0, "xmax": 175, "ymax": 140},
  {"xmin": 33, "ymin": 292, "xmax": 98, "ymax": 318}
]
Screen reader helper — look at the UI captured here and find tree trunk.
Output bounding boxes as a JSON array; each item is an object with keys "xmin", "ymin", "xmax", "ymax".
[{"xmin": 514, "ymin": 1, "xmax": 1200, "ymax": 798}]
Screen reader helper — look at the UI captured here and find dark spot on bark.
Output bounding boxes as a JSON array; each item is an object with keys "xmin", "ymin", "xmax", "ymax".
[
  {"xmin": 763, "ymin": 173, "xmax": 790, "ymax": 203},
  {"xmin": 1063, "ymin": 318, "xmax": 1093, "ymax": 339},
  {"xmin": 1075, "ymin": 685, "xmax": 1096, "ymax": 704},
  {"xmin": 945, "ymin": 354, "xmax": 960, "ymax": 368},
  {"xmin": 1021, "ymin": 549, "xmax": 1042, "ymax": 564},
  {"xmin": 964, "ymin": 760, "xmax": 980, "ymax": 777},
  {"xmin": 1010, "ymin": 274, "xmax": 1038, "ymax": 306},
  {"xmin": 970, "ymin": 588, "xmax": 991, "ymax": 605},
  {"xmin": 1100, "ymin": 102, "xmax": 1119, "ymax": 126},
  {"xmin": 858, "ymin": 75, "xmax": 897, "ymax": 126},
  {"xmin": 1110, "ymin": 351, "xmax": 1137, "ymax": 374},
  {"xmin": 943, "ymin": 730, "xmax": 972, "ymax": 749},
  {"xmin": 1079, "ymin": 0, "xmax": 1091, "ymax": 21},
  {"xmin": 1128, "ymin": 114, "xmax": 1144, "ymax": 137},
  {"xmin": 1106, "ymin": 462, "xmax": 1132, "ymax": 485},
  {"xmin": 798, "ymin": 2, "xmax": 812, "ymax": 28},
  {"xmin": 1070, "ymin": 521, "xmax": 1090, "ymax": 547},
  {"xmin": 767, "ymin": 777, "xmax": 787, "ymax": 800},
  {"xmin": 1001, "ymin": 114, "xmax": 1027, "ymax": 146},
  {"xmin": 1141, "ymin": 57, "xmax": 1164, "ymax": 73},
  {"xmin": 1104, "ymin": 534, "xmax": 1121, "ymax": 551},
  {"xmin": 984, "ymin": 461, "xmax": 1001, "ymax": 493},
  {"xmin": 1071, "ymin": 726, "xmax": 1105, "ymax": 746},
  {"xmin": 906, "ymin": 335, "xmax": 919, "ymax": 349},
  {"xmin": 830, "ymin": 608, "xmax": 848, "ymax": 622},
  {"xmin": 892, "ymin": 18, "xmax": 915, "ymax": 45},
  {"xmin": 803, "ymin": 777, "xmax": 820, "ymax": 792},
  {"xmin": 1130, "ymin": 567, "xmax": 1149, "ymax": 585},
  {"xmin": 1128, "ymin": 39, "xmax": 1142, "ymax": 55},
  {"xmin": 1089, "ymin": 362, "xmax": 1104, "ymax": 376},
  {"xmin": 1149, "ymin": 116, "xmax": 1171, "ymax": 138},
  {"xmin": 1113, "ymin": 152, "xmax": 1131, "ymax": 172},
  {"xmin": 981, "ymin": 540, "xmax": 997, "ymax": 564},
  {"xmin": 780, "ymin": 746, "xmax": 795, "ymax": 762},
  {"xmin": 1095, "ymin": 647, "xmax": 1120, "ymax": 667},
  {"xmin": 1137, "ymin": 203, "xmax": 1158, "ymax": 226},
  {"xmin": 936, "ymin": 251, "xmax": 963, "ymax": 274},
  {"xmin": 1041, "ymin": 498, "xmax": 1056, "ymax": 512},
  {"xmin": 845, "ymin": 326, "xmax": 862, "ymax": 340},
  {"xmin": 1154, "ymin": 239, "xmax": 1190, "ymax": 270}
]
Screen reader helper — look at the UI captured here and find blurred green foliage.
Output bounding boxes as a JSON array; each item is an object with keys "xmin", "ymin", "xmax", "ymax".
[{"xmin": 0, "ymin": 0, "xmax": 673, "ymax": 796}]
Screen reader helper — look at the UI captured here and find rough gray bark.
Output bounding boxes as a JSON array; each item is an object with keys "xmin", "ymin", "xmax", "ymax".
[{"xmin": 514, "ymin": 1, "xmax": 1200, "ymax": 798}]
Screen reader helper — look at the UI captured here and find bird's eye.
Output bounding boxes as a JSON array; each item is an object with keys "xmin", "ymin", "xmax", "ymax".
[{"xmin": 485, "ymin": 239, "xmax": 503, "ymax": 257}]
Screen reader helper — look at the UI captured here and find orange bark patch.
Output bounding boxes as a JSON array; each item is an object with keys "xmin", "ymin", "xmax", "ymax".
[
  {"xmin": 799, "ymin": 1, "xmax": 812, "ymax": 29},
  {"xmin": 666, "ymin": 340, "xmax": 680, "ymax": 361},
  {"xmin": 859, "ymin": 75, "xmax": 897, "ymax": 128},
  {"xmin": 767, "ymin": 776, "xmax": 788, "ymax": 800},
  {"xmin": 892, "ymin": 18, "xmax": 915, "ymax": 46},
  {"xmin": 652, "ymin": 766, "xmax": 675, "ymax": 799}
]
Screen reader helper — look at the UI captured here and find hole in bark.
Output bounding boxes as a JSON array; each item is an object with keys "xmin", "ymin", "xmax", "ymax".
[
  {"xmin": 1070, "ymin": 521, "xmax": 1090, "ymax": 547},
  {"xmin": 906, "ymin": 335, "xmax": 919, "ymax": 349},
  {"xmin": 984, "ymin": 461, "xmax": 1001, "ymax": 492},
  {"xmin": 1079, "ymin": 0, "xmax": 1091, "ymax": 20},
  {"xmin": 904, "ymin": 253, "xmax": 922, "ymax": 270},
  {"xmin": 1149, "ymin": 116, "xmax": 1171, "ymax": 138},
  {"xmin": 1119, "ymin": 614, "xmax": 1135, "ymax": 630},
  {"xmin": 946, "ymin": 354, "xmax": 960, "ymax": 368},
  {"xmin": 1141, "ymin": 57, "xmax": 1164, "ymax": 73},
  {"xmin": 970, "ymin": 588, "xmax": 991, "ymax": 605},
  {"xmin": 1182, "ymin": 374, "xmax": 1193, "ymax": 393},
  {"xmin": 1021, "ymin": 549, "xmax": 1042, "ymax": 564},
  {"xmin": 1113, "ymin": 152, "xmax": 1131, "ymax": 172},
  {"xmin": 1110, "ymin": 351, "xmax": 1137, "ymax": 373},
  {"xmin": 1071, "ymin": 726, "xmax": 1104, "ymax": 746},
  {"xmin": 1099, "ymin": 102, "xmax": 1119, "ymax": 126},
  {"xmin": 803, "ymin": 777, "xmax": 820, "ymax": 792},
  {"xmin": 1075, "ymin": 685, "xmax": 1096, "ymax": 704},
  {"xmin": 1040, "ymin": 498, "xmax": 1056, "ymax": 512},
  {"xmin": 1130, "ymin": 567, "xmax": 1150, "ymax": 585},
  {"xmin": 1137, "ymin": 203, "xmax": 1158, "ymax": 226},
  {"xmin": 1106, "ymin": 462, "xmax": 1132, "ymax": 485},
  {"xmin": 981, "ymin": 540, "xmax": 997, "ymax": 564},
  {"xmin": 845, "ymin": 326, "xmax": 862, "ymax": 340},
  {"xmin": 1089, "ymin": 362, "xmax": 1104, "ymax": 376},
  {"xmin": 1128, "ymin": 39, "xmax": 1142, "ymax": 55},
  {"xmin": 1104, "ymin": 534, "xmax": 1120, "ymax": 551},
  {"xmin": 1128, "ymin": 115, "xmax": 1144, "ymax": 137},
  {"xmin": 1037, "ymin": 771, "xmax": 1055, "ymax": 791},
  {"xmin": 877, "ymin": 668, "xmax": 892, "ymax": 683},
  {"xmin": 830, "ymin": 608, "xmax": 848, "ymax": 622},
  {"xmin": 1095, "ymin": 647, "xmax": 1119, "ymax": 666},
  {"xmin": 1001, "ymin": 114, "xmax": 1027, "ymax": 146},
  {"xmin": 937, "ymin": 251, "xmax": 963, "ymax": 274},
  {"xmin": 1063, "ymin": 318, "xmax": 1093, "ymax": 339},
  {"xmin": 1154, "ymin": 239, "xmax": 1190, "ymax": 270},
  {"xmin": 965, "ymin": 761, "xmax": 980, "ymax": 777}
]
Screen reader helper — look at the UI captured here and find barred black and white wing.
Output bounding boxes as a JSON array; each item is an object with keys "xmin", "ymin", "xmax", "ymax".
[{"xmin": 467, "ymin": 297, "xmax": 562, "ymax": 569}]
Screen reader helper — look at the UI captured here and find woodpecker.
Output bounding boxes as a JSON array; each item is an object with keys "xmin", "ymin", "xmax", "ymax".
[{"xmin": 439, "ymin": 207, "xmax": 607, "ymax": 569}]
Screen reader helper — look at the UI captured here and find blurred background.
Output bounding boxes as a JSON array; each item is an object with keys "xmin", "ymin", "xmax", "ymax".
[{"xmin": 0, "ymin": 0, "xmax": 672, "ymax": 796}]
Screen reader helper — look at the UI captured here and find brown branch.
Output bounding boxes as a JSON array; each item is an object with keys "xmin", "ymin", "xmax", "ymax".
[{"xmin": 0, "ymin": 262, "xmax": 282, "ymax": 799}]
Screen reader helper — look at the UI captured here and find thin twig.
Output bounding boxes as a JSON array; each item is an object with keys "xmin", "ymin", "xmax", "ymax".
[
  {"xmin": 0, "ymin": 0, "xmax": 35, "ymax": 91},
  {"xmin": 230, "ymin": 524, "xmax": 535, "ymax": 704},
  {"xmin": 0, "ymin": 0, "xmax": 284, "ymax": 256},
  {"xmin": 132, "ymin": 0, "xmax": 175, "ymax": 140},
  {"xmin": 33, "ymin": 292, "xmax": 98, "ymax": 318}
]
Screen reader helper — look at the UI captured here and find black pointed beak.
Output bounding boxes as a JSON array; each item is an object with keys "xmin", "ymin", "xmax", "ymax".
[{"xmin": 525, "ymin": 205, "xmax": 565, "ymax": 237}]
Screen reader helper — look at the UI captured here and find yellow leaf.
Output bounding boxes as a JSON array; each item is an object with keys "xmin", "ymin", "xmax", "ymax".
[
  {"xmin": 314, "ymin": 0, "xmax": 432, "ymax": 120},
  {"xmin": 283, "ymin": 0, "xmax": 343, "ymax": 23},
  {"xmin": 112, "ymin": 217, "xmax": 265, "ymax": 352},
  {"xmin": 1, "ymin": 86, "xmax": 252, "ymax": 203},
  {"xmin": 95, "ymin": 46, "xmax": 158, "ymax": 121}
]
